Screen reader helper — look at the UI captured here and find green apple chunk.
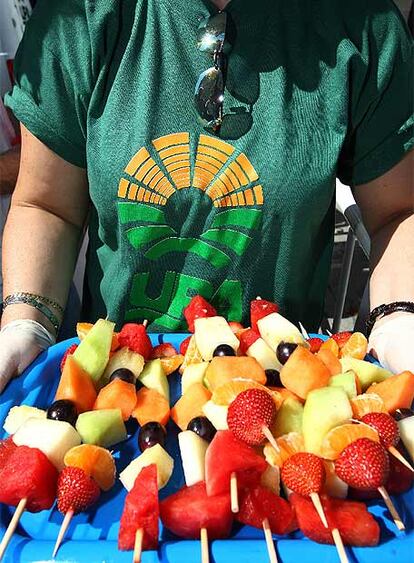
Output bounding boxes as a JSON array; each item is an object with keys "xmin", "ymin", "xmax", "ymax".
[
  {"xmin": 73, "ymin": 319, "xmax": 115, "ymax": 383},
  {"xmin": 329, "ymin": 370, "xmax": 358, "ymax": 399},
  {"xmin": 76, "ymin": 408, "xmax": 127, "ymax": 448},
  {"xmin": 138, "ymin": 359, "xmax": 169, "ymax": 402},
  {"xmin": 272, "ymin": 397, "xmax": 304, "ymax": 437},
  {"xmin": 339, "ymin": 357, "xmax": 392, "ymax": 391},
  {"xmin": 181, "ymin": 362, "xmax": 209, "ymax": 394},
  {"xmin": 303, "ymin": 387, "xmax": 352, "ymax": 456}
]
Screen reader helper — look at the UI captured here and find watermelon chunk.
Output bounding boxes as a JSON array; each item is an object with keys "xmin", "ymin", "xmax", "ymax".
[
  {"xmin": 250, "ymin": 299, "xmax": 278, "ymax": 332},
  {"xmin": 237, "ymin": 486, "xmax": 297, "ymax": 534},
  {"xmin": 160, "ymin": 481, "xmax": 232, "ymax": 539},
  {"xmin": 184, "ymin": 296, "xmax": 217, "ymax": 333},
  {"xmin": 238, "ymin": 328, "xmax": 260, "ymax": 355},
  {"xmin": 205, "ymin": 430, "xmax": 267, "ymax": 496},
  {"xmin": 118, "ymin": 464, "xmax": 159, "ymax": 551},
  {"xmin": 0, "ymin": 437, "xmax": 17, "ymax": 465},
  {"xmin": 290, "ymin": 493, "xmax": 380, "ymax": 547},
  {"xmin": 0, "ymin": 445, "xmax": 58, "ymax": 512}
]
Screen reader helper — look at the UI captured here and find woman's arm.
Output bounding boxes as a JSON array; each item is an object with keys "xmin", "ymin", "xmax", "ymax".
[{"xmin": 2, "ymin": 124, "xmax": 90, "ymax": 333}]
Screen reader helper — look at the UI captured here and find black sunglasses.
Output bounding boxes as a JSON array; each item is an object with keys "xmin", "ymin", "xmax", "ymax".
[{"xmin": 195, "ymin": 12, "xmax": 229, "ymax": 132}]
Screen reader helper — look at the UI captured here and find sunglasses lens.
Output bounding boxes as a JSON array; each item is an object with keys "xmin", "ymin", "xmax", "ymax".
[
  {"xmin": 195, "ymin": 66, "xmax": 224, "ymax": 127},
  {"xmin": 197, "ymin": 12, "xmax": 227, "ymax": 53}
]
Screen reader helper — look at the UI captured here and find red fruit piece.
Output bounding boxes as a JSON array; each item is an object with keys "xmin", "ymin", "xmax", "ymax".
[
  {"xmin": 386, "ymin": 445, "xmax": 414, "ymax": 495},
  {"xmin": 361, "ymin": 412, "xmax": 399, "ymax": 448},
  {"xmin": 179, "ymin": 335, "xmax": 191, "ymax": 356},
  {"xmin": 60, "ymin": 344, "xmax": 79, "ymax": 372},
  {"xmin": 151, "ymin": 343, "xmax": 177, "ymax": 359},
  {"xmin": 229, "ymin": 321, "xmax": 244, "ymax": 334},
  {"xmin": 183, "ymin": 295, "xmax": 217, "ymax": 333},
  {"xmin": 160, "ymin": 481, "xmax": 232, "ymax": 539},
  {"xmin": 335, "ymin": 438, "xmax": 389, "ymax": 490},
  {"xmin": 238, "ymin": 328, "xmax": 260, "ymax": 355},
  {"xmin": 281, "ymin": 452, "xmax": 325, "ymax": 496},
  {"xmin": 237, "ymin": 485, "xmax": 297, "ymax": 535},
  {"xmin": 205, "ymin": 430, "xmax": 267, "ymax": 496},
  {"xmin": 118, "ymin": 324, "xmax": 152, "ymax": 360},
  {"xmin": 250, "ymin": 298, "xmax": 278, "ymax": 332},
  {"xmin": 306, "ymin": 337, "xmax": 323, "ymax": 354},
  {"xmin": 0, "ymin": 445, "xmax": 58, "ymax": 512},
  {"xmin": 119, "ymin": 464, "xmax": 159, "ymax": 551},
  {"xmin": 331, "ymin": 332, "xmax": 352, "ymax": 349},
  {"xmin": 57, "ymin": 466, "xmax": 100, "ymax": 514},
  {"xmin": 227, "ymin": 388, "xmax": 276, "ymax": 446},
  {"xmin": 0, "ymin": 437, "xmax": 17, "ymax": 465},
  {"xmin": 290, "ymin": 493, "xmax": 380, "ymax": 546}
]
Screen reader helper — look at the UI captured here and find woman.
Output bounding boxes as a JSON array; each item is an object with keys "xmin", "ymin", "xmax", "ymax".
[{"xmin": 0, "ymin": 0, "xmax": 413, "ymax": 392}]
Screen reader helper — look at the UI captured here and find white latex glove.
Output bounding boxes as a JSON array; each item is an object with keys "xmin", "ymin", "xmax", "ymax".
[
  {"xmin": 368, "ymin": 314, "xmax": 414, "ymax": 374},
  {"xmin": 0, "ymin": 319, "xmax": 56, "ymax": 393}
]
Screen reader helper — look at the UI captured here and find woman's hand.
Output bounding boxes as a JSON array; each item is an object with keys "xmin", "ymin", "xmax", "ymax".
[
  {"xmin": 368, "ymin": 314, "xmax": 414, "ymax": 374},
  {"xmin": 0, "ymin": 320, "xmax": 55, "ymax": 393}
]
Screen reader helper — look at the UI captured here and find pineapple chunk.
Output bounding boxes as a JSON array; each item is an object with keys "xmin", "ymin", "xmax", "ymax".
[
  {"xmin": 246, "ymin": 337, "xmax": 279, "ymax": 370},
  {"xmin": 178, "ymin": 431, "xmax": 208, "ymax": 486},
  {"xmin": 3, "ymin": 405, "xmax": 46, "ymax": 435},
  {"xmin": 194, "ymin": 316, "xmax": 239, "ymax": 361},
  {"xmin": 257, "ymin": 313, "xmax": 305, "ymax": 367},
  {"xmin": 181, "ymin": 362, "xmax": 209, "ymax": 394},
  {"xmin": 119, "ymin": 443, "xmax": 173, "ymax": 490},
  {"xmin": 202, "ymin": 400, "xmax": 229, "ymax": 430},
  {"xmin": 101, "ymin": 347, "xmax": 144, "ymax": 386}
]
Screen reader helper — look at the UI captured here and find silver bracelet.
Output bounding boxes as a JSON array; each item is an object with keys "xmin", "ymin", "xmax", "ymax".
[
  {"xmin": 3, "ymin": 291, "xmax": 64, "ymax": 315},
  {"xmin": 3, "ymin": 294, "xmax": 61, "ymax": 335}
]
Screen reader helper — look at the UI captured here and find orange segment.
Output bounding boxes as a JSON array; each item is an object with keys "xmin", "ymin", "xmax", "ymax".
[
  {"xmin": 350, "ymin": 393, "xmax": 387, "ymax": 418},
  {"xmin": 319, "ymin": 338, "xmax": 339, "ymax": 357},
  {"xmin": 263, "ymin": 432, "xmax": 305, "ymax": 468},
  {"xmin": 179, "ymin": 336, "xmax": 203, "ymax": 374},
  {"xmin": 339, "ymin": 332, "xmax": 368, "ymax": 360},
  {"xmin": 320, "ymin": 423, "xmax": 380, "ymax": 460},
  {"xmin": 77, "ymin": 322, "xmax": 119, "ymax": 352},
  {"xmin": 160, "ymin": 354, "xmax": 184, "ymax": 376},
  {"xmin": 64, "ymin": 444, "xmax": 116, "ymax": 491},
  {"xmin": 212, "ymin": 378, "xmax": 282, "ymax": 409}
]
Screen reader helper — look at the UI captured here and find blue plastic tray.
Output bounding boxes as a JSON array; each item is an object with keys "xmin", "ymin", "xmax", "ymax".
[{"xmin": 0, "ymin": 334, "xmax": 413, "ymax": 562}]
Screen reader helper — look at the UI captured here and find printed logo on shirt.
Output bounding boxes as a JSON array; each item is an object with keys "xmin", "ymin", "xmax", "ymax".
[{"xmin": 117, "ymin": 132, "xmax": 264, "ymax": 330}]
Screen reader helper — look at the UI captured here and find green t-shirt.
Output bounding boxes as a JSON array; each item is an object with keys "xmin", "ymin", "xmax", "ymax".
[{"xmin": 5, "ymin": 0, "xmax": 414, "ymax": 332}]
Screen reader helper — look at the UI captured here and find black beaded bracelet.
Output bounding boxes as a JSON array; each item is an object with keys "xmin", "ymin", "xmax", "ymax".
[{"xmin": 366, "ymin": 301, "xmax": 414, "ymax": 336}]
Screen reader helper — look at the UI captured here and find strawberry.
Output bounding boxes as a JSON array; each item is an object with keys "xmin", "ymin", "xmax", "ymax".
[
  {"xmin": 60, "ymin": 344, "xmax": 78, "ymax": 372},
  {"xmin": 183, "ymin": 295, "xmax": 217, "ymax": 333},
  {"xmin": 179, "ymin": 335, "xmax": 191, "ymax": 356},
  {"xmin": 306, "ymin": 337, "xmax": 323, "ymax": 354},
  {"xmin": 250, "ymin": 298, "xmax": 278, "ymax": 332},
  {"xmin": 118, "ymin": 323, "xmax": 152, "ymax": 360},
  {"xmin": 57, "ymin": 466, "xmax": 100, "ymax": 514},
  {"xmin": 151, "ymin": 343, "xmax": 177, "ymax": 359},
  {"xmin": 331, "ymin": 331, "xmax": 352, "ymax": 349},
  {"xmin": 281, "ymin": 452, "xmax": 325, "ymax": 495},
  {"xmin": 361, "ymin": 412, "xmax": 399, "ymax": 449},
  {"xmin": 227, "ymin": 388, "xmax": 276, "ymax": 446},
  {"xmin": 335, "ymin": 438, "xmax": 389, "ymax": 490},
  {"xmin": 238, "ymin": 328, "xmax": 260, "ymax": 355}
]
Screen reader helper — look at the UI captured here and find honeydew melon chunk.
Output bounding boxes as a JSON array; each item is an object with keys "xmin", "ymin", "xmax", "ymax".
[
  {"xmin": 101, "ymin": 347, "xmax": 144, "ymax": 387},
  {"xmin": 138, "ymin": 359, "xmax": 169, "ymax": 402},
  {"xmin": 272, "ymin": 397, "xmax": 303, "ymax": 437},
  {"xmin": 246, "ymin": 337, "xmax": 280, "ymax": 371},
  {"xmin": 181, "ymin": 362, "xmax": 209, "ymax": 394},
  {"xmin": 398, "ymin": 416, "xmax": 414, "ymax": 463},
  {"xmin": 3, "ymin": 405, "xmax": 46, "ymax": 435},
  {"xmin": 73, "ymin": 319, "xmax": 115, "ymax": 384},
  {"xmin": 202, "ymin": 400, "xmax": 228, "ymax": 430},
  {"xmin": 76, "ymin": 408, "xmax": 126, "ymax": 448},
  {"xmin": 303, "ymin": 387, "xmax": 352, "ymax": 456},
  {"xmin": 339, "ymin": 357, "xmax": 392, "ymax": 391},
  {"xmin": 194, "ymin": 316, "xmax": 240, "ymax": 361},
  {"xmin": 120, "ymin": 443, "xmax": 173, "ymax": 490},
  {"xmin": 329, "ymin": 370, "xmax": 358, "ymax": 399},
  {"xmin": 178, "ymin": 430, "xmax": 208, "ymax": 486},
  {"xmin": 13, "ymin": 417, "xmax": 81, "ymax": 470},
  {"xmin": 257, "ymin": 313, "xmax": 305, "ymax": 368},
  {"xmin": 323, "ymin": 460, "xmax": 348, "ymax": 499}
]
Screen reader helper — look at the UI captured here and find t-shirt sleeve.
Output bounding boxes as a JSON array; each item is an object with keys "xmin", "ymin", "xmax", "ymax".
[
  {"xmin": 337, "ymin": 3, "xmax": 414, "ymax": 186},
  {"xmin": 4, "ymin": 0, "xmax": 93, "ymax": 168}
]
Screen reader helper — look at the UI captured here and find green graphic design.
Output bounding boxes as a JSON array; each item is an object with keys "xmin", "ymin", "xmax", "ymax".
[
  {"xmin": 211, "ymin": 208, "xmax": 262, "ymax": 230},
  {"xmin": 201, "ymin": 228, "xmax": 251, "ymax": 256},
  {"xmin": 145, "ymin": 237, "xmax": 231, "ymax": 268},
  {"xmin": 119, "ymin": 202, "xmax": 166, "ymax": 224},
  {"xmin": 126, "ymin": 225, "xmax": 176, "ymax": 248}
]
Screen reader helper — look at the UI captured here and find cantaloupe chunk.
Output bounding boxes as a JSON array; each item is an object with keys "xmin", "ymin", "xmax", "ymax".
[
  {"xmin": 93, "ymin": 379, "xmax": 137, "ymax": 421},
  {"xmin": 132, "ymin": 387, "xmax": 170, "ymax": 427},
  {"xmin": 280, "ymin": 346, "xmax": 331, "ymax": 399},
  {"xmin": 268, "ymin": 387, "xmax": 304, "ymax": 404},
  {"xmin": 317, "ymin": 349, "xmax": 342, "ymax": 376},
  {"xmin": 171, "ymin": 383, "xmax": 212, "ymax": 431},
  {"xmin": 204, "ymin": 356, "xmax": 266, "ymax": 391},
  {"xmin": 55, "ymin": 355, "xmax": 97, "ymax": 413},
  {"xmin": 366, "ymin": 371, "xmax": 414, "ymax": 414}
]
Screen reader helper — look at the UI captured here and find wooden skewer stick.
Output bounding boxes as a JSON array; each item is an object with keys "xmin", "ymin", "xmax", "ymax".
[
  {"xmin": 230, "ymin": 472, "xmax": 239, "ymax": 513},
  {"xmin": 310, "ymin": 492, "xmax": 328, "ymax": 528},
  {"xmin": 52, "ymin": 509, "xmax": 74, "ymax": 558},
  {"xmin": 378, "ymin": 486, "xmax": 405, "ymax": 531},
  {"xmin": 262, "ymin": 518, "xmax": 278, "ymax": 563},
  {"xmin": 133, "ymin": 528, "xmax": 143, "ymax": 563},
  {"xmin": 298, "ymin": 322, "xmax": 309, "ymax": 340},
  {"xmin": 331, "ymin": 527, "xmax": 349, "ymax": 563},
  {"xmin": 142, "ymin": 319, "xmax": 148, "ymax": 328},
  {"xmin": 262, "ymin": 426, "xmax": 280, "ymax": 454},
  {"xmin": 0, "ymin": 497, "xmax": 27, "ymax": 561},
  {"xmin": 388, "ymin": 446, "xmax": 414, "ymax": 473},
  {"xmin": 200, "ymin": 527, "xmax": 209, "ymax": 563},
  {"xmin": 325, "ymin": 329, "xmax": 333, "ymax": 336}
]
